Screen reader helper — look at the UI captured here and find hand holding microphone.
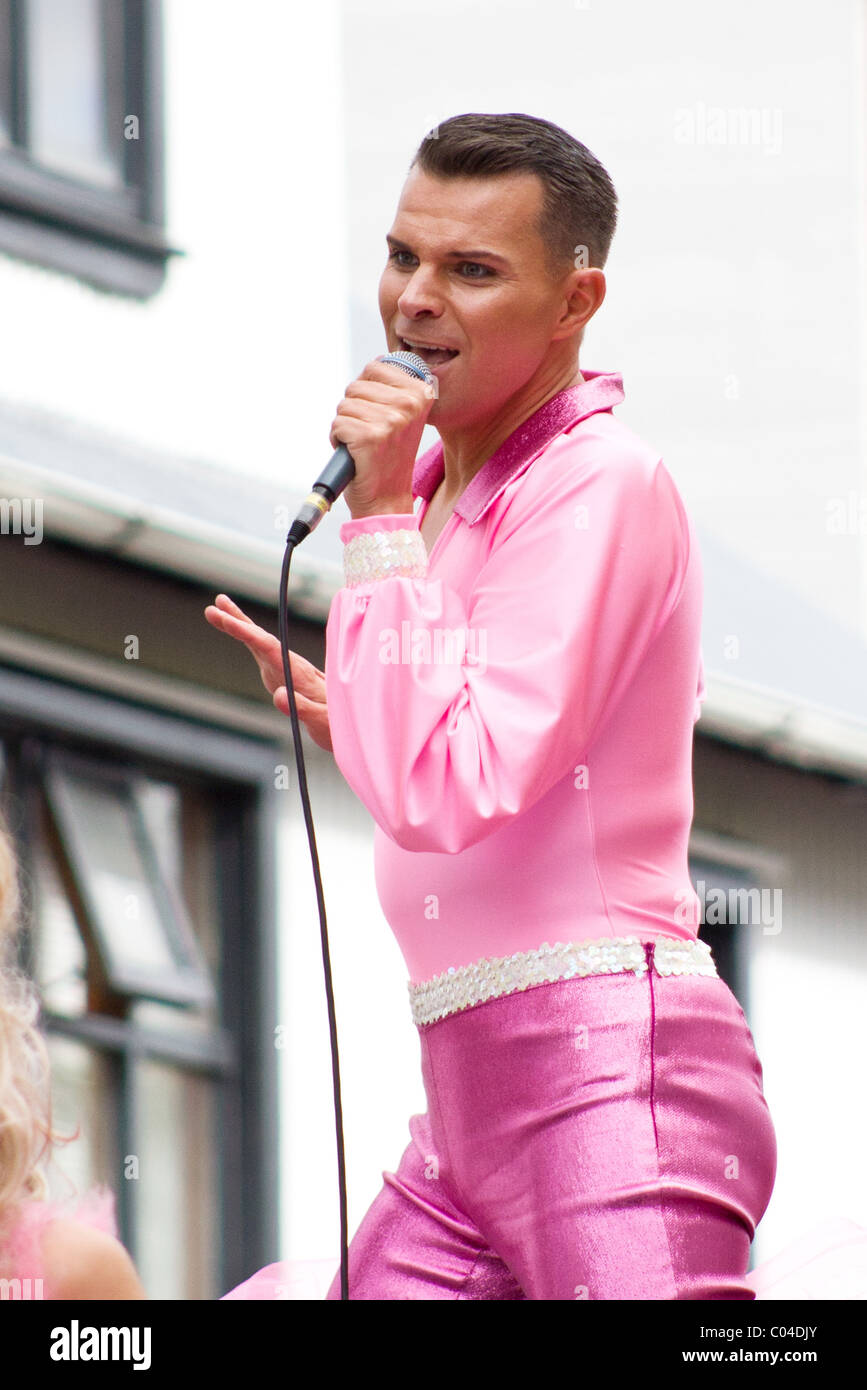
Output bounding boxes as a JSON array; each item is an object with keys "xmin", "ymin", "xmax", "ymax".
[
  {"xmin": 206, "ymin": 350, "xmax": 437, "ymax": 749},
  {"xmin": 288, "ymin": 351, "xmax": 437, "ymax": 544}
]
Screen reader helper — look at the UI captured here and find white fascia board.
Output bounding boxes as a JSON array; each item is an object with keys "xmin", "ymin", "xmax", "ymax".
[
  {"xmin": 698, "ymin": 672, "xmax": 867, "ymax": 782},
  {"xmin": 0, "ymin": 451, "xmax": 344, "ymax": 618}
]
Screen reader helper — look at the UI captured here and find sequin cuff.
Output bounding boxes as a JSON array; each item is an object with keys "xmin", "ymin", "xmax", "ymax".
[{"xmin": 343, "ymin": 527, "xmax": 429, "ymax": 589}]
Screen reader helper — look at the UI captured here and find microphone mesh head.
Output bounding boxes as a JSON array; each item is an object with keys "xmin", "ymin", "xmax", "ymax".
[{"xmin": 377, "ymin": 350, "xmax": 439, "ymax": 397}]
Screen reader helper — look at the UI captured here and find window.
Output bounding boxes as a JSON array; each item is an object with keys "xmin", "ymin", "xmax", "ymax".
[
  {"xmin": 689, "ymin": 853, "xmax": 759, "ymax": 1018},
  {"xmin": 41, "ymin": 750, "xmax": 214, "ymax": 1006},
  {"xmin": 0, "ymin": 668, "xmax": 279, "ymax": 1299},
  {"xmin": 0, "ymin": 0, "xmax": 176, "ymax": 296}
]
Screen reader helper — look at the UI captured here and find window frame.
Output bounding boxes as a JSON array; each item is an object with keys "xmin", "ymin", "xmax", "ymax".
[
  {"xmin": 0, "ymin": 0, "xmax": 179, "ymax": 297},
  {"xmin": 0, "ymin": 661, "xmax": 279, "ymax": 1295},
  {"xmin": 689, "ymin": 851, "xmax": 758, "ymax": 1018},
  {"xmin": 40, "ymin": 747, "xmax": 216, "ymax": 1007}
]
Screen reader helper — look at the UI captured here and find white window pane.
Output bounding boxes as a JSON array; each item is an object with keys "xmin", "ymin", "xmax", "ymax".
[
  {"xmin": 27, "ymin": 0, "xmax": 121, "ymax": 187},
  {"xmin": 54, "ymin": 775, "xmax": 178, "ymax": 977},
  {"xmin": 136, "ymin": 1059, "xmax": 218, "ymax": 1299},
  {"xmin": 91, "ymin": 866, "xmax": 180, "ymax": 975},
  {"xmin": 44, "ymin": 764, "xmax": 214, "ymax": 1005},
  {"xmin": 0, "ymin": 0, "xmax": 12, "ymax": 145},
  {"xmin": 44, "ymin": 1033, "xmax": 117, "ymax": 1198},
  {"xmin": 32, "ymin": 828, "xmax": 88, "ymax": 1017}
]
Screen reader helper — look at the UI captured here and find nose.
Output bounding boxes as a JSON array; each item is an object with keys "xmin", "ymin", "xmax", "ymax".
[{"xmin": 396, "ymin": 264, "xmax": 443, "ymax": 320}]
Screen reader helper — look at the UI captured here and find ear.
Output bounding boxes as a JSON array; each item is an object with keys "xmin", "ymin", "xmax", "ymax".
[{"xmin": 551, "ymin": 268, "xmax": 606, "ymax": 343}]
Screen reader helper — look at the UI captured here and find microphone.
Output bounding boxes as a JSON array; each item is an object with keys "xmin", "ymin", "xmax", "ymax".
[{"xmin": 287, "ymin": 350, "xmax": 438, "ymax": 546}]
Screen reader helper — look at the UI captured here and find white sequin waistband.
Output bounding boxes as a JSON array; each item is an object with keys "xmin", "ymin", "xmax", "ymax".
[{"xmin": 408, "ymin": 935, "xmax": 718, "ymax": 1027}]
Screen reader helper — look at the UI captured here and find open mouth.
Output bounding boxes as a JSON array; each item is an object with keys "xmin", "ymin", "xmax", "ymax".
[{"xmin": 399, "ymin": 338, "xmax": 459, "ymax": 368}]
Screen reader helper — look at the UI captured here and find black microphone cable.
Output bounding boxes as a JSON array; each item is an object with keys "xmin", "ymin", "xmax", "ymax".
[
  {"xmin": 276, "ymin": 350, "xmax": 435, "ymax": 1302},
  {"xmin": 276, "ymin": 538, "xmax": 350, "ymax": 1299}
]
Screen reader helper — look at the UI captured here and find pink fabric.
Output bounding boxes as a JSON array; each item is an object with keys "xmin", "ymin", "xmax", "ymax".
[
  {"xmin": 746, "ymin": 1218, "xmax": 867, "ymax": 1299},
  {"xmin": 220, "ymin": 1259, "xmax": 336, "ymax": 1300},
  {"xmin": 325, "ymin": 371, "xmax": 706, "ymax": 982},
  {"xmin": 0, "ymin": 1186, "xmax": 117, "ymax": 1299},
  {"xmin": 325, "ymin": 952, "xmax": 777, "ymax": 1300}
]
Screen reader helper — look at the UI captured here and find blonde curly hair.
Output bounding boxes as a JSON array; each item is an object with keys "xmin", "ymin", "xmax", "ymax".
[{"xmin": 0, "ymin": 817, "xmax": 55, "ymax": 1225}]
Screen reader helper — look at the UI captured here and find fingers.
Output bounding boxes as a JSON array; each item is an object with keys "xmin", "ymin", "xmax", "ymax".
[
  {"xmin": 361, "ymin": 359, "xmax": 436, "ymax": 393},
  {"xmin": 334, "ymin": 366, "xmax": 435, "ymax": 425},
  {"xmin": 205, "ymin": 605, "xmax": 277, "ymax": 660},
  {"xmin": 289, "ymin": 654, "xmax": 326, "ymax": 699},
  {"xmin": 205, "ymin": 598, "xmax": 326, "ymax": 702},
  {"xmin": 342, "ymin": 380, "xmax": 409, "ymax": 403},
  {"xmin": 329, "ymin": 406, "xmax": 405, "ymax": 452},
  {"xmin": 204, "ymin": 600, "xmax": 257, "ymax": 638},
  {"xmin": 206, "ymin": 595, "xmax": 332, "ymax": 751},
  {"xmin": 342, "ymin": 377, "xmax": 432, "ymax": 405},
  {"xmin": 274, "ymin": 687, "xmax": 333, "ymax": 752},
  {"xmin": 212, "ymin": 593, "xmax": 252, "ymax": 622}
]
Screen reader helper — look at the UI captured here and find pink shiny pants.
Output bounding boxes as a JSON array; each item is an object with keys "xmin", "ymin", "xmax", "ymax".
[{"xmin": 326, "ymin": 942, "xmax": 777, "ymax": 1300}]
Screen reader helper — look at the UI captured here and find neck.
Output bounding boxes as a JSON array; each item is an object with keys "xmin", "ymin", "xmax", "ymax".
[{"xmin": 436, "ymin": 355, "xmax": 584, "ymax": 500}]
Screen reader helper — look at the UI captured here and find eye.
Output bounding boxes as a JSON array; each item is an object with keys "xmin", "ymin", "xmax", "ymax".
[
  {"xmin": 458, "ymin": 262, "xmax": 493, "ymax": 279},
  {"xmin": 387, "ymin": 248, "xmax": 417, "ymax": 268}
]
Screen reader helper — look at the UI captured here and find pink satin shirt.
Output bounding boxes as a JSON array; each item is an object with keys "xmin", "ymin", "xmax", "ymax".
[{"xmin": 325, "ymin": 370, "xmax": 706, "ymax": 983}]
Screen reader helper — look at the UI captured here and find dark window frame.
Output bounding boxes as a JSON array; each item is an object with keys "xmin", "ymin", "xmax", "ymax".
[
  {"xmin": 689, "ymin": 850, "xmax": 766, "ymax": 1276},
  {"xmin": 0, "ymin": 661, "xmax": 279, "ymax": 1295},
  {"xmin": 689, "ymin": 852, "xmax": 759, "ymax": 1020},
  {"xmin": 0, "ymin": 0, "xmax": 180, "ymax": 297},
  {"xmin": 41, "ymin": 747, "xmax": 216, "ymax": 1007}
]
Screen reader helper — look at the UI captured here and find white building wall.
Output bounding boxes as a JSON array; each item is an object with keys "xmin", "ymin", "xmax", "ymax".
[
  {"xmin": 342, "ymin": 0, "xmax": 866, "ymax": 641},
  {"xmin": 0, "ymin": 0, "xmax": 351, "ymax": 492}
]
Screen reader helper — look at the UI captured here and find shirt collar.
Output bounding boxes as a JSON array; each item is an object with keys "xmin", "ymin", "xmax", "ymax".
[{"xmin": 412, "ymin": 368, "xmax": 625, "ymax": 525}]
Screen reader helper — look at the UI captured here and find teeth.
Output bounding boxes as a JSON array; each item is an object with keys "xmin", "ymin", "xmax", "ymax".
[{"xmin": 403, "ymin": 339, "xmax": 456, "ymax": 352}]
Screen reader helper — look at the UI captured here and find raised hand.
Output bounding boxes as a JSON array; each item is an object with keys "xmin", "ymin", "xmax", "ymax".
[{"xmin": 204, "ymin": 594, "xmax": 332, "ymax": 752}]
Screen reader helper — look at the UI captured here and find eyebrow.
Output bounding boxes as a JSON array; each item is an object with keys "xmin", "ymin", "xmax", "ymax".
[{"xmin": 386, "ymin": 234, "xmax": 510, "ymax": 266}]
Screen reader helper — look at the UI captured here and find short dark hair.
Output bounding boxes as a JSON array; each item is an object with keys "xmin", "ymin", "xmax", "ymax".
[{"xmin": 410, "ymin": 112, "xmax": 618, "ymax": 276}]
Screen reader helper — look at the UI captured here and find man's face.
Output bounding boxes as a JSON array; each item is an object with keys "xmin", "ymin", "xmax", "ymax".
[{"xmin": 379, "ymin": 165, "xmax": 575, "ymax": 431}]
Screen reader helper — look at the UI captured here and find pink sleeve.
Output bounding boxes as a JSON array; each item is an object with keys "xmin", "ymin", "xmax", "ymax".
[{"xmin": 325, "ymin": 454, "xmax": 689, "ymax": 855}]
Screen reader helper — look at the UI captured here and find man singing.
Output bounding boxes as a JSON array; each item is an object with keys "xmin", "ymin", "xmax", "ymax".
[{"xmin": 206, "ymin": 112, "xmax": 777, "ymax": 1300}]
